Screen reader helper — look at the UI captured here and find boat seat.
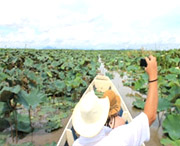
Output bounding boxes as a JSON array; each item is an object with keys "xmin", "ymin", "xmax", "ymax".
[{"xmin": 94, "ymin": 80, "xmax": 112, "ymax": 92}]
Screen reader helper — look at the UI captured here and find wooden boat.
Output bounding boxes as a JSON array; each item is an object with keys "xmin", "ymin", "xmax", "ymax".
[{"xmin": 57, "ymin": 74, "xmax": 145, "ymax": 146}]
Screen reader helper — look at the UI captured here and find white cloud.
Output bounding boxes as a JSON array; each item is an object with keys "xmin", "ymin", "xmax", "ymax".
[{"xmin": 0, "ymin": 0, "xmax": 180, "ymax": 49}]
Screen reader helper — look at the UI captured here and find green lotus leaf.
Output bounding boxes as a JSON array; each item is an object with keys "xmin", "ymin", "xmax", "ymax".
[
  {"xmin": 45, "ymin": 115, "xmax": 63, "ymax": 133},
  {"xmin": 132, "ymin": 99, "xmax": 145, "ymax": 109},
  {"xmin": 24, "ymin": 58, "xmax": 34, "ymax": 67},
  {"xmin": 105, "ymin": 72, "xmax": 114, "ymax": 79},
  {"xmin": 160, "ymin": 137, "xmax": 180, "ymax": 146},
  {"xmin": 46, "ymin": 71, "xmax": 53, "ymax": 78},
  {"xmin": 54, "ymin": 80, "xmax": 66, "ymax": 91},
  {"xmin": 127, "ymin": 65, "xmax": 138, "ymax": 72},
  {"xmin": 17, "ymin": 88, "xmax": 46, "ymax": 109},
  {"xmin": 141, "ymin": 73, "xmax": 148, "ymax": 81},
  {"xmin": 162, "ymin": 114, "xmax": 180, "ymax": 140},
  {"xmin": 167, "ymin": 86, "xmax": 180, "ymax": 102},
  {"xmin": 0, "ymin": 72, "xmax": 9, "ymax": 82},
  {"xmin": 16, "ymin": 114, "xmax": 32, "ymax": 133},
  {"xmin": 59, "ymin": 72, "xmax": 65, "ymax": 79},
  {"xmin": 168, "ymin": 67, "xmax": 180, "ymax": 74},
  {"xmin": 158, "ymin": 98, "xmax": 172, "ymax": 112},
  {"xmin": 51, "ymin": 61, "xmax": 60, "ymax": 67},
  {"xmin": 0, "ymin": 102, "xmax": 10, "ymax": 116},
  {"xmin": 165, "ymin": 74, "xmax": 177, "ymax": 81},
  {"xmin": 0, "ymin": 139, "xmax": 5, "ymax": 145},
  {"xmin": 0, "ymin": 85, "xmax": 21, "ymax": 102},
  {"xmin": 0, "ymin": 118, "xmax": 10, "ymax": 131},
  {"xmin": 134, "ymin": 79, "xmax": 145, "ymax": 91},
  {"xmin": 174, "ymin": 99, "xmax": 180, "ymax": 109}
]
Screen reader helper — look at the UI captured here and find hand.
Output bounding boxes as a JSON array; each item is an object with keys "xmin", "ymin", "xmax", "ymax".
[{"xmin": 145, "ymin": 55, "xmax": 158, "ymax": 81}]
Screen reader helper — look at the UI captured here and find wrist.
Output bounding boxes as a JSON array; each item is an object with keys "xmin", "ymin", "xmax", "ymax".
[
  {"xmin": 149, "ymin": 75, "xmax": 157, "ymax": 81},
  {"xmin": 148, "ymin": 78, "xmax": 158, "ymax": 83}
]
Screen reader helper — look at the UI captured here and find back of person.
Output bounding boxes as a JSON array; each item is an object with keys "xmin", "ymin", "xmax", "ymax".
[
  {"xmin": 72, "ymin": 55, "xmax": 158, "ymax": 146},
  {"xmin": 73, "ymin": 112, "xmax": 149, "ymax": 146}
]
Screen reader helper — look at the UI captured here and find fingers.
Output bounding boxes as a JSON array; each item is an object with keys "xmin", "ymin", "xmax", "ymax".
[
  {"xmin": 149, "ymin": 55, "xmax": 156, "ymax": 61},
  {"xmin": 145, "ymin": 57, "xmax": 150, "ymax": 64},
  {"xmin": 146, "ymin": 55, "xmax": 156, "ymax": 62},
  {"xmin": 145, "ymin": 55, "xmax": 156, "ymax": 70}
]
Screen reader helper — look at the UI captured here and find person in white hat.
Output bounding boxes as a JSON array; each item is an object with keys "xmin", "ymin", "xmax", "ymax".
[{"xmin": 72, "ymin": 55, "xmax": 158, "ymax": 146}]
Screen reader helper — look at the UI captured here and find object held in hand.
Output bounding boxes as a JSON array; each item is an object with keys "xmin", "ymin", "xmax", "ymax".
[{"xmin": 140, "ymin": 58, "xmax": 147, "ymax": 67}]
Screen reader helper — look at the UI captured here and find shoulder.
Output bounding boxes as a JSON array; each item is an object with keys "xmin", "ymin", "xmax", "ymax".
[
  {"xmin": 132, "ymin": 112, "xmax": 149, "ymax": 123},
  {"xmin": 106, "ymin": 112, "xmax": 150, "ymax": 145}
]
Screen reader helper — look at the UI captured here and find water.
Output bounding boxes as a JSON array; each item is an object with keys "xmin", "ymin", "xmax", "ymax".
[
  {"xmin": 99, "ymin": 56, "xmax": 163, "ymax": 146},
  {"xmin": 6, "ymin": 116, "xmax": 71, "ymax": 145}
]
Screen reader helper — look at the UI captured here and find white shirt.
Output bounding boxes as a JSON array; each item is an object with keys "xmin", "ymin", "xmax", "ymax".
[{"xmin": 73, "ymin": 112, "xmax": 150, "ymax": 146}]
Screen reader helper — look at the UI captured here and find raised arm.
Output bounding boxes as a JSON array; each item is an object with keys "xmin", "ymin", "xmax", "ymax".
[{"xmin": 144, "ymin": 55, "xmax": 158, "ymax": 126}]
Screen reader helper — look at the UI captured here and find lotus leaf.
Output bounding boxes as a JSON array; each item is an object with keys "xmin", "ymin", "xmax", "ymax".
[
  {"xmin": 174, "ymin": 99, "xmax": 180, "ymax": 109},
  {"xmin": 141, "ymin": 73, "xmax": 148, "ymax": 81},
  {"xmin": 127, "ymin": 65, "xmax": 138, "ymax": 72},
  {"xmin": 0, "ymin": 102, "xmax": 9, "ymax": 116},
  {"xmin": 105, "ymin": 72, "xmax": 114, "ymax": 79},
  {"xmin": 167, "ymin": 86, "xmax": 180, "ymax": 102},
  {"xmin": 132, "ymin": 99, "xmax": 145, "ymax": 109},
  {"xmin": 17, "ymin": 88, "xmax": 46, "ymax": 109},
  {"xmin": 162, "ymin": 114, "xmax": 180, "ymax": 140},
  {"xmin": 51, "ymin": 61, "xmax": 60, "ymax": 67},
  {"xmin": 59, "ymin": 72, "xmax": 65, "ymax": 79},
  {"xmin": 158, "ymin": 98, "xmax": 172, "ymax": 112},
  {"xmin": 0, "ymin": 72, "xmax": 9, "ymax": 82},
  {"xmin": 0, "ymin": 85, "xmax": 21, "ymax": 102},
  {"xmin": 24, "ymin": 58, "xmax": 34, "ymax": 67},
  {"xmin": 16, "ymin": 114, "xmax": 32, "ymax": 133},
  {"xmin": 168, "ymin": 67, "xmax": 180, "ymax": 74},
  {"xmin": 134, "ymin": 79, "xmax": 145, "ymax": 91},
  {"xmin": 161, "ymin": 138, "xmax": 180, "ymax": 146},
  {"xmin": 165, "ymin": 74, "xmax": 177, "ymax": 81},
  {"xmin": 45, "ymin": 115, "xmax": 63, "ymax": 133},
  {"xmin": 54, "ymin": 80, "xmax": 66, "ymax": 92},
  {"xmin": 0, "ymin": 118, "xmax": 10, "ymax": 131},
  {"xmin": 46, "ymin": 71, "xmax": 53, "ymax": 78}
]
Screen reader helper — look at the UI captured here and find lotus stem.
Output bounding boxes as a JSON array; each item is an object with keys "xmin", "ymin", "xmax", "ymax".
[
  {"xmin": 29, "ymin": 106, "xmax": 33, "ymax": 131},
  {"xmin": 7, "ymin": 101, "xmax": 14, "ymax": 142},
  {"xmin": 13, "ymin": 110, "xmax": 18, "ymax": 143}
]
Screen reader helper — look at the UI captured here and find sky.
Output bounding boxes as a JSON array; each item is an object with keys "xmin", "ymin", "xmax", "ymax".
[{"xmin": 0, "ymin": 0, "xmax": 180, "ymax": 50}]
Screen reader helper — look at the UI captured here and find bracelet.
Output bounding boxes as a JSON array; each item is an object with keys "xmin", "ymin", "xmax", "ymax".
[{"xmin": 148, "ymin": 78, "xmax": 158, "ymax": 83}]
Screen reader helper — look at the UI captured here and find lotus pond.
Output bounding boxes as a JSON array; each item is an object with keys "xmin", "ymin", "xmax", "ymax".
[{"xmin": 0, "ymin": 48, "xmax": 179, "ymax": 146}]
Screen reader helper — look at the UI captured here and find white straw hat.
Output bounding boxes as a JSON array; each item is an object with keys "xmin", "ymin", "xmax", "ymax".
[{"xmin": 72, "ymin": 90, "xmax": 110, "ymax": 138}]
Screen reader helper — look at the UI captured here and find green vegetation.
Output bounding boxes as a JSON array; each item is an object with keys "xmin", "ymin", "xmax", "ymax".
[
  {"xmin": 0, "ymin": 48, "xmax": 179, "ymax": 145},
  {"xmin": 0, "ymin": 49, "xmax": 100, "ymax": 145}
]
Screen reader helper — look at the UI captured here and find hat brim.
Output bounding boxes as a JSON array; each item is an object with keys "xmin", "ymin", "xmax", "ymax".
[{"xmin": 72, "ymin": 97, "xmax": 109, "ymax": 138}]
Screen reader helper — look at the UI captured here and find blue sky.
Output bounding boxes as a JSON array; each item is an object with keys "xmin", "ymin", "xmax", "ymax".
[{"xmin": 0, "ymin": 0, "xmax": 180, "ymax": 50}]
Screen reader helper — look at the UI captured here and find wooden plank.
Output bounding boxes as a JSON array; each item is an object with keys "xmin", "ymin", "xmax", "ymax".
[
  {"xmin": 66, "ymin": 129, "xmax": 74, "ymax": 146},
  {"xmin": 57, "ymin": 117, "xmax": 72, "ymax": 146}
]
